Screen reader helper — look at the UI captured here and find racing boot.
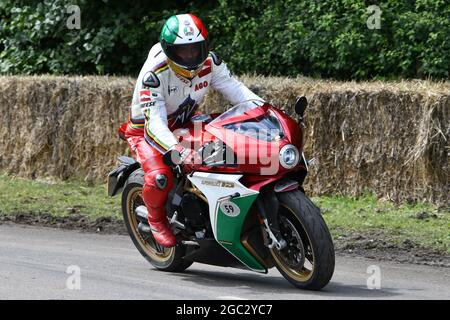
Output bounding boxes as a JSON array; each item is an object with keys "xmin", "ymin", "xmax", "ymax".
[
  {"xmin": 142, "ymin": 172, "xmax": 176, "ymax": 248},
  {"xmin": 147, "ymin": 211, "xmax": 176, "ymax": 248}
]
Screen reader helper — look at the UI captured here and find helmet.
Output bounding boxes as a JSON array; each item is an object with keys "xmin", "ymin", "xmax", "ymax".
[{"xmin": 160, "ymin": 14, "xmax": 209, "ymax": 78}]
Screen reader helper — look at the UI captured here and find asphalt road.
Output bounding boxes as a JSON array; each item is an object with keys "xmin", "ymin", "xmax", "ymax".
[{"xmin": 0, "ymin": 224, "xmax": 448, "ymax": 300}]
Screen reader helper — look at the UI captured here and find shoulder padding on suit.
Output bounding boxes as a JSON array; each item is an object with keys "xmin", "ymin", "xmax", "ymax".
[{"xmin": 142, "ymin": 71, "xmax": 160, "ymax": 88}]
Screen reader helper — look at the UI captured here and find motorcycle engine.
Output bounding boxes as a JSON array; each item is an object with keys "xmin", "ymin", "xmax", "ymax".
[{"xmin": 180, "ymin": 193, "xmax": 210, "ymax": 234}]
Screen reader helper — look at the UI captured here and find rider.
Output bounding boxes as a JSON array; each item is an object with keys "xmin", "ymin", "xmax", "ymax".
[{"xmin": 121, "ymin": 13, "xmax": 263, "ymax": 248}]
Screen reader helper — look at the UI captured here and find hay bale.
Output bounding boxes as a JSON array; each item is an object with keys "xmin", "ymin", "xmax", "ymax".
[
  {"xmin": 0, "ymin": 76, "xmax": 133, "ymax": 182},
  {"xmin": 0, "ymin": 75, "xmax": 448, "ymax": 205},
  {"xmin": 203, "ymin": 76, "xmax": 449, "ymax": 205},
  {"xmin": 303, "ymin": 90, "xmax": 449, "ymax": 205}
]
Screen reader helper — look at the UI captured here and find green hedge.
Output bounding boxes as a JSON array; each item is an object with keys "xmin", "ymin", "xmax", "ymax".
[{"xmin": 1, "ymin": 0, "xmax": 449, "ymax": 79}]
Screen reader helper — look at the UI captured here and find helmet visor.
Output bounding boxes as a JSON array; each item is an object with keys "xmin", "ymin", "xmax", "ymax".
[{"xmin": 165, "ymin": 41, "xmax": 208, "ymax": 70}]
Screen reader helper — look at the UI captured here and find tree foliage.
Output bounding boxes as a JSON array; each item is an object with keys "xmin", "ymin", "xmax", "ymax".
[{"xmin": 1, "ymin": 0, "xmax": 449, "ymax": 79}]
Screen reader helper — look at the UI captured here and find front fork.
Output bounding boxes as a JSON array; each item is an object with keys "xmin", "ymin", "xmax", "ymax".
[
  {"xmin": 256, "ymin": 193, "xmax": 287, "ymax": 250},
  {"xmin": 256, "ymin": 154, "xmax": 311, "ymax": 251}
]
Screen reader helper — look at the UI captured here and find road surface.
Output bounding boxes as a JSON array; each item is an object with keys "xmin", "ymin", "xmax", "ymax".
[{"xmin": 0, "ymin": 224, "xmax": 448, "ymax": 300}]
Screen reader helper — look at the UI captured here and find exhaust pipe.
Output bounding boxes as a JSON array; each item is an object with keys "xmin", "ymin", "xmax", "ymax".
[
  {"xmin": 138, "ymin": 222, "xmax": 152, "ymax": 235},
  {"xmin": 136, "ymin": 206, "xmax": 148, "ymax": 223}
]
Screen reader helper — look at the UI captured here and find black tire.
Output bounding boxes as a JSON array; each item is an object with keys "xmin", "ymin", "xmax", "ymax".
[
  {"xmin": 121, "ymin": 169, "xmax": 192, "ymax": 272},
  {"xmin": 270, "ymin": 190, "xmax": 335, "ymax": 290}
]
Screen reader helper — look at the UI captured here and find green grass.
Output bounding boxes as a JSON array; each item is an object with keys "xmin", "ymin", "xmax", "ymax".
[
  {"xmin": 0, "ymin": 174, "xmax": 448, "ymax": 253},
  {"xmin": 314, "ymin": 194, "xmax": 449, "ymax": 254},
  {"xmin": 0, "ymin": 174, "xmax": 121, "ymax": 220}
]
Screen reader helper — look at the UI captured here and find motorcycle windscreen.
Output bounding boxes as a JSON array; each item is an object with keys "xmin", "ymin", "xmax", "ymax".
[
  {"xmin": 209, "ymin": 100, "xmax": 265, "ymax": 126},
  {"xmin": 222, "ymin": 109, "xmax": 284, "ymax": 142}
]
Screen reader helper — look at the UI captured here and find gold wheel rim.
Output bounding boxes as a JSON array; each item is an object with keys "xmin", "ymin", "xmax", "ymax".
[
  {"xmin": 126, "ymin": 186, "xmax": 174, "ymax": 263},
  {"xmin": 270, "ymin": 204, "xmax": 315, "ymax": 282}
]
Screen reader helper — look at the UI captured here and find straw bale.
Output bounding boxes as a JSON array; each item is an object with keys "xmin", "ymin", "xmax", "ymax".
[{"xmin": 0, "ymin": 75, "xmax": 448, "ymax": 204}]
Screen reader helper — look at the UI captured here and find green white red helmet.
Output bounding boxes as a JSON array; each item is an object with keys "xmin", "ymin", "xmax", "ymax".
[{"xmin": 160, "ymin": 14, "xmax": 209, "ymax": 78}]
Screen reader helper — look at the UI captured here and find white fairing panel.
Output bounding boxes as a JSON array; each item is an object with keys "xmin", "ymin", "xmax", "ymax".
[{"xmin": 187, "ymin": 172, "xmax": 259, "ymax": 237}]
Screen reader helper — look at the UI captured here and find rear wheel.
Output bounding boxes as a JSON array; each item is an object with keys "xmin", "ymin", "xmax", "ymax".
[
  {"xmin": 270, "ymin": 190, "xmax": 335, "ymax": 290},
  {"xmin": 121, "ymin": 169, "xmax": 192, "ymax": 272}
]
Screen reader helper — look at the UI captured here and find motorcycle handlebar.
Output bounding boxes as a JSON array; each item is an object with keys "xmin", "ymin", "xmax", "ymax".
[{"xmin": 162, "ymin": 147, "xmax": 206, "ymax": 174}]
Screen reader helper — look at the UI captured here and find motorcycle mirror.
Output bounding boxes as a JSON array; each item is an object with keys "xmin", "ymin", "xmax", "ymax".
[{"xmin": 295, "ymin": 96, "xmax": 308, "ymax": 117}]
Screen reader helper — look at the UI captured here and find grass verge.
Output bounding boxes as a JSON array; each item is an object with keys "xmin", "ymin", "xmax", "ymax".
[
  {"xmin": 314, "ymin": 195, "xmax": 449, "ymax": 255},
  {"xmin": 0, "ymin": 174, "xmax": 121, "ymax": 220}
]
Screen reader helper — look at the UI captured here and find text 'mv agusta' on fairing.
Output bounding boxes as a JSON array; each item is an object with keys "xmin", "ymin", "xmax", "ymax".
[{"xmin": 108, "ymin": 97, "xmax": 335, "ymax": 290}]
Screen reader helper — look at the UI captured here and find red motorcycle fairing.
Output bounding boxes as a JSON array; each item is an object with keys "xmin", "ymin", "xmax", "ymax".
[
  {"xmin": 172, "ymin": 103, "xmax": 305, "ymax": 190},
  {"xmin": 270, "ymin": 107, "xmax": 303, "ymax": 151},
  {"xmin": 241, "ymin": 167, "xmax": 306, "ymax": 191}
]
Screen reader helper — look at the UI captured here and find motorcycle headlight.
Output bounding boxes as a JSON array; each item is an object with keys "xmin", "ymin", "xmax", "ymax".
[{"xmin": 279, "ymin": 144, "xmax": 300, "ymax": 169}]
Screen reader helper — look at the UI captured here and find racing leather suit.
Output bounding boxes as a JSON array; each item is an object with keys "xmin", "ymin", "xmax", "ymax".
[{"xmin": 122, "ymin": 42, "xmax": 263, "ymax": 247}]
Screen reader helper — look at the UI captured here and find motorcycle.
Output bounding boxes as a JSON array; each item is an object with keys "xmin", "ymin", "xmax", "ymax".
[{"xmin": 108, "ymin": 97, "xmax": 335, "ymax": 290}]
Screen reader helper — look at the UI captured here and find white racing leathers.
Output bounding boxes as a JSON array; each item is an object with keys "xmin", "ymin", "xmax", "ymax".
[{"xmin": 129, "ymin": 42, "xmax": 263, "ymax": 153}]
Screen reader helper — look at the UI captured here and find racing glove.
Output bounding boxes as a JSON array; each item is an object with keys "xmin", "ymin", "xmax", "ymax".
[{"xmin": 170, "ymin": 144, "xmax": 202, "ymax": 172}]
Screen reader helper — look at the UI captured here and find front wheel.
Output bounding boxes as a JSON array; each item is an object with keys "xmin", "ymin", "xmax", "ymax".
[
  {"xmin": 270, "ymin": 190, "xmax": 335, "ymax": 290},
  {"xmin": 121, "ymin": 169, "xmax": 192, "ymax": 272}
]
